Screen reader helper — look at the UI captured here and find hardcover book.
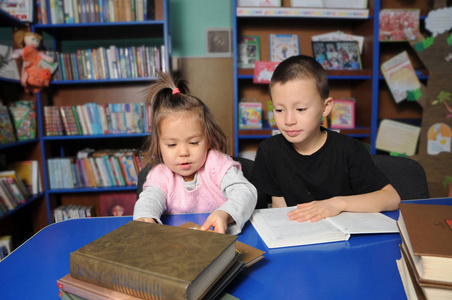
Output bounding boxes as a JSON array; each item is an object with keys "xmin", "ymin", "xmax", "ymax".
[
  {"xmin": 251, "ymin": 206, "xmax": 398, "ymax": 248},
  {"xmin": 330, "ymin": 99, "xmax": 355, "ymax": 129},
  {"xmin": 70, "ymin": 221, "xmax": 238, "ymax": 300},
  {"xmin": 237, "ymin": 35, "xmax": 260, "ymax": 69},
  {"xmin": 239, "ymin": 100, "xmax": 262, "ymax": 129},
  {"xmin": 269, "ymin": 34, "xmax": 300, "ymax": 62},
  {"xmin": 8, "ymin": 100, "xmax": 37, "ymax": 140},
  {"xmin": 397, "ymin": 203, "xmax": 452, "ymax": 284}
]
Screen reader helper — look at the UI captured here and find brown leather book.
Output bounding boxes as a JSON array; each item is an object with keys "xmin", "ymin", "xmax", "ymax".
[
  {"xmin": 70, "ymin": 220, "xmax": 237, "ymax": 300},
  {"xmin": 398, "ymin": 203, "xmax": 452, "ymax": 284},
  {"xmin": 178, "ymin": 221, "xmax": 265, "ymax": 268}
]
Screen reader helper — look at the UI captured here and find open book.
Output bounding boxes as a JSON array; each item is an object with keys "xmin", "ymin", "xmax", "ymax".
[{"xmin": 250, "ymin": 206, "xmax": 399, "ymax": 248}]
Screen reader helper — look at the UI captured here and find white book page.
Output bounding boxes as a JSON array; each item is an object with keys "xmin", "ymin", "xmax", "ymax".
[
  {"xmin": 326, "ymin": 212, "xmax": 399, "ymax": 234},
  {"xmin": 250, "ymin": 207, "xmax": 347, "ymax": 248}
]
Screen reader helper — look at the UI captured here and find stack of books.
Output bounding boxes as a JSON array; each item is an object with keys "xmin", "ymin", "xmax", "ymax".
[
  {"xmin": 57, "ymin": 221, "xmax": 264, "ymax": 299},
  {"xmin": 396, "ymin": 203, "xmax": 452, "ymax": 299},
  {"xmin": 0, "ymin": 170, "xmax": 30, "ymax": 216}
]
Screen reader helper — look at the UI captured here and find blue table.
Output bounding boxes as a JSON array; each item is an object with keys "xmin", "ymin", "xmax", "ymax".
[{"xmin": 0, "ymin": 198, "xmax": 450, "ymax": 299}]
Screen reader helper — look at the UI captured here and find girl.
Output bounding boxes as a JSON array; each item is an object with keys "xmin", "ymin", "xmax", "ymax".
[{"xmin": 133, "ymin": 72, "xmax": 257, "ymax": 234}]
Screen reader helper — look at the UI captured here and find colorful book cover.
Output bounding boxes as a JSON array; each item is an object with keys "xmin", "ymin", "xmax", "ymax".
[
  {"xmin": 0, "ymin": 104, "xmax": 16, "ymax": 144},
  {"xmin": 8, "ymin": 100, "xmax": 37, "ymax": 140},
  {"xmin": 330, "ymin": 99, "xmax": 355, "ymax": 129},
  {"xmin": 379, "ymin": 9, "xmax": 420, "ymax": 42},
  {"xmin": 270, "ymin": 34, "xmax": 300, "ymax": 62},
  {"xmin": 253, "ymin": 61, "xmax": 279, "ymax": 84},
  {"xmin": 44, "ymin": 106, "xmax": 63, "ymax": 136},
  {"xmin": 60, "ymin": 106, "xmax": 81, "ymax": 135},
  {"xmin": 238, "ymin": 35, "xmax": 260, "ymax": 69},
  {"xmin": 239, "ymin": 101, "xmax": 262, "ymax": 129}
]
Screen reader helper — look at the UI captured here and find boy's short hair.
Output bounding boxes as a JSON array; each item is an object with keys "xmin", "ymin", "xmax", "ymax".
[{"xmin": 270, "ymin": 55, "xmax": 329, "ymax": 100}]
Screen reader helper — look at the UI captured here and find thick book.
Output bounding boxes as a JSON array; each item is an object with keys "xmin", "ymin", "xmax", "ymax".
[
  {"xmin": 250, "ymin": 206, "xmax": 398, "ymax": 248},
  {"xmin": 70, "ymin": 221, "xmax": 238, "ymax": 300},
  {"xmin": 397, "ymin": 203, "xmax": 452, "ymax": 284}
]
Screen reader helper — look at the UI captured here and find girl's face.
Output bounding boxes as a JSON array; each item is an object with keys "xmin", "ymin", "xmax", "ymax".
[{"xmin": 158, "ymin": 111, "xmax": 208, "ymax": 182}]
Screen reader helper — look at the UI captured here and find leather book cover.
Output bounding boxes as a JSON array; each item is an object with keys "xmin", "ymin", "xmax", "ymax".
[
  {"xmin": 399, "ymin": 203, "xmax": 452, "ymax": 258},
  {"xmin": 70, "ymin": 221, "xmax": 237, "ymax": 300},
  {"xmin": 178, "ymin": 222, "xmax": 265, "ymax": 267}
]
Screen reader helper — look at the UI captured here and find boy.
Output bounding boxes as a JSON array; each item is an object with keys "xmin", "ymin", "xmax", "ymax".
[{"xmin": 251, "ymin": 55, "xmax": 400, "ymax": 222}]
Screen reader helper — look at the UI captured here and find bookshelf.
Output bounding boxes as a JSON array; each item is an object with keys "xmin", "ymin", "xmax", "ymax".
[
  {"xmin": 33, "ymin": 0, "xmax": 171, "ymax": 224},
  {"xmin": 232, "ymin": 0, "xmax": 430, "ymax": 157}
]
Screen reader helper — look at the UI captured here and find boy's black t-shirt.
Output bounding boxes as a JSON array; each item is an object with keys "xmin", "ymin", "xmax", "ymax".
[{"xmin": 251, "ymin": 129, "xmax": 390, "ymax": 208}]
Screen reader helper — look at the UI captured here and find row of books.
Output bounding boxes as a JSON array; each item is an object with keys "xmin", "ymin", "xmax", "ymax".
[
  {"xmin": 0, "ymin": 170, "xmax": 30, "ymax": 216},
  {"xmin": 0, "ymin": 101, "xmax": 37, "ymax": 145},
  {"xmin": 396, "ymin": 203, "xmax": 452, "ymax": 299},
  {"xmin": 54, "ymin": 204, "xmax": 95, "ymax": 223},
  {"xmin": 52, "ymin": 45, "xmax": 166, "ymax": 82},
  {"xmin": 0, "ymin": 235, "xmax": 12, "ymax": 261},
  {"xmin": 46, "ymin": 149, "xmax": 142, "ymax": 189},
  {"xmin": 44, "ymin": 103, "xmax": 151, "ymax": 136},
  {"xmin": 37, "ymin": 0, "xmax": 156, "ymax": 25}
]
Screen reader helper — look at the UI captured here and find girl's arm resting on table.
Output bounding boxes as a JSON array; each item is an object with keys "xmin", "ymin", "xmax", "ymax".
[
  {"xmin": 201, "ymin": 166, "xmax": 257, "ymax": 235},
  {"xmin": 133, "ymin": 186, "xmax": 167, "ymax": 224},
  {"xmin": 287, "ymin": 184, "xmax": 401, "ymax": 222}
]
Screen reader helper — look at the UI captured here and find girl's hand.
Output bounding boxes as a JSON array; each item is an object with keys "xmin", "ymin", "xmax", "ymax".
[
  {"xmin": 287, "ymin": 198, "xmax": 342, "ymax": 223},
  {"xmin": 200, "ymin": 210, "xmax": 231, "ymax": 234},
  {"xmin": 135, "ymin": 217, "xmax": 157, "ymax": 224}
]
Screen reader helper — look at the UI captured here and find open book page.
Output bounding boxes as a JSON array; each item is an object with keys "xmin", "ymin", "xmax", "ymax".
[
  {"xmin": 326, "ymin": 212, "xmax": 399, "ymax": 234},
  {"xmin": 250, "ymin": 207, "xmax": 348, "ymax": 249},
  {"xmin": 251, "ymin": 207, "xmax": 399, "ymax": 249}
]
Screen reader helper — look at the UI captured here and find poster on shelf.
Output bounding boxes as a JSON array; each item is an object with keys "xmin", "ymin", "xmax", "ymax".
[{"xmin": 379, "ymin": 9, "xmax": 420, "ymax": 42}]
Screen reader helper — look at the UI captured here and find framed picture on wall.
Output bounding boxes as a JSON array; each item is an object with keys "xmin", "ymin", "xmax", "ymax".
[{"xmin": 312, "ymin": 41, "xmax": 362, "ymax": 70}]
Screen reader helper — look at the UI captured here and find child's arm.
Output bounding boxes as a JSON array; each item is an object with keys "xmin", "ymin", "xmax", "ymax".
[
  {"xmin": 287, "ymin": 184, "xmax": 400, "ymax": 222},
  {"xmin": 201, "ymin": 166, "xmax": 257, "ymax": 234},
  {"xmin": 133, "ymin": 186, "xmax": 167, "ymax": 224}
]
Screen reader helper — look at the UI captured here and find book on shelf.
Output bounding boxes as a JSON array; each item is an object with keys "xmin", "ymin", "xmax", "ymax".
[
  {"xmin": 269, "ymin": 34, "xmax": 300, "ymax": 63},
  {"xmin": 397, "ymin": 203, "xmax": 452, "ymax": 285},
  {"xmin": 0, "ymin": 235, "xmax": 12, "ymax": 260},
  {"xmin": 239, "ymin": 99, "xmax": 263, "ymax": 129},
  {"xmin": 0, "ymin": 104, "xmax": 16, "ymax": 144},
  {"xmin": 0, "ymin": 0, "xmax": 33, "ymax": 22},
  {"xmin": 237, "ymin": 35, "xmax": 260, "ymax": 69},
  {"xmin": 250, "ymin": 206, "xmax": 398, "ymax": 249},
  {"xmin": 0, "ymin": 170, "xmax": 29, "ymax": 200},
  {"xmin": 100, "ymin": 192, "xmax": 136, "ymax": 216},
  {"xmin": 7, "ymin": 160, "xmax": 42, "ymax": 195},
  {"xmin": 312, "ymin": 40, "xmax": 362, "ymax": 70},
  {"xmin": 0, "ymin": 44, "xmax": 20, "ymax": 80},
  {"xmin": 54, "ymin": 204, "xmax": 95, "ymax": 223},
  {"xmin": 379, "ymin": 9, "xmax": 420, "ymax": 42},
  {"xmin": 8, "ymin": 100, "xmax": 36, "ymax": 141},
  {"xmin": 311, "ymin": 31, "xmax": 364, "ymax": 54},
  {"xmin": 70, "ymin": 220, "xmax": 240, "ymax": 300},
  {"xmin": 253, "ymin": 61, "xmax": 279, "ymax": 84},
  {"xmin": 60, "ymin": 106, "xmax": 82, "ymax": 135},
  {"xmin": 44, "ymin": 106, "xmax": 64, "ymax": 136},
  {"xmin": 381, "ymin": 51, "xmax": 421, "ymax": 104},
  {"xmin": 330, "ymin": 98, "xmax": 355, "ymax": 129}
]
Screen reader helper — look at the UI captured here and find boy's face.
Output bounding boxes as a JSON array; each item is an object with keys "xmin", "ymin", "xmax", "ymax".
[
  {"xmin": 271, "ymin": 79, "xmax": 332, "ymax": 153},
  {"xmin": 158, "ymin": 112, "xmax": 209, "ymax": 182}
]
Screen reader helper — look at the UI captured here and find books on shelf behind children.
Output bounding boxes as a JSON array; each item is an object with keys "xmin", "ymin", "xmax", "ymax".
[
  {"xmin": 8, "ymin": 100, "xmax": 36, "ymax": 141},
  {"xmin": 0, "ymin": 0, "xmax": 33, "ymax": 22},
  {"xmin": 0, "ymin": 44, "xmax": 20, "ymax": 80},
  {"xmin": 0, "ymin": 104, "xmax": 16, "ymax": 144},
  {"xmin": 238, "ymin": 35, "xmax": 260, "ymax": 69},
  {"xmin": 381, "ymin": 51, "xmax": 421, "ymax": 103},
  {"xmin": 330, "ymin": 99, "xmax": 355, "ymax": 129},
  {"xmin": 269, "ymin": 34, "xmax": 300, "ymax": 62},
  {"xmin": 7, "ymin": 160, "xmax": 42, "ymax": 195},
  {"xmin": 70, "ymin": 221, "xmax": 239, "ymax": 300},
  {"xmin": 239, "ymin": 99, "xmax": 262, "ymax": 129},
  {"xmin": 251, "ymin": 206, "xmax": 398, "ymax": 248}
]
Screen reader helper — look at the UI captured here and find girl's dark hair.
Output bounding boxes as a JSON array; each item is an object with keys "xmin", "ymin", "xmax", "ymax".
[
  {"xmin": 269, "ymin": 55, "xmax": 329, "ymax": 100},
  {"xmin": 140, "ymin": 72, "xmax": 228, "ymax": 168}
]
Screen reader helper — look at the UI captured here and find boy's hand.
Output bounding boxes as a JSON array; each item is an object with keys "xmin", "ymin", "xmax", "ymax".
[
  {"xmin": 200, "ymin": 210, "xmax": 231, "ymax": 234},
  {"xmin": 135, "ymin": 217, "xmax": 157, "ymax": 224},
  {"xmin": 287, "ymin": 199, "xmax": 342, "ymax": 222}
]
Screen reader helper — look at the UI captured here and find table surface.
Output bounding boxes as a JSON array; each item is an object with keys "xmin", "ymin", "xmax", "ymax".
[{"xmin": 0, "ymin": 198, "xmax": 450, "ymax": 299}]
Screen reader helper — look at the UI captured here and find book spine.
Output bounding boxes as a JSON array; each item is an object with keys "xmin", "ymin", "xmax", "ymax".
[{"xmin": 70, "ymin": 252, "xmax": 188, "ymax": 299}]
